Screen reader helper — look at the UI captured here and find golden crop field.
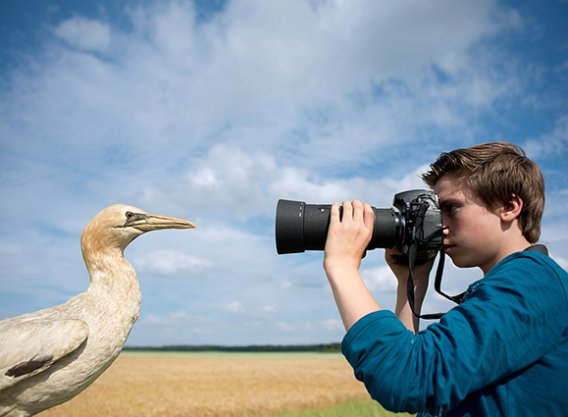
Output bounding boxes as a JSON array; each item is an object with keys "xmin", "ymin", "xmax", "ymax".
[{"xmin": 38, "ymin": 351, "xmax": 381, "ymax": 417}]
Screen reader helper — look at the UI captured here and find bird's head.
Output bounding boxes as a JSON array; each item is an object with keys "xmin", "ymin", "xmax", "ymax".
[{"xmin": 81, "ymin": 204, "xmax": 195, "ymax": 254}]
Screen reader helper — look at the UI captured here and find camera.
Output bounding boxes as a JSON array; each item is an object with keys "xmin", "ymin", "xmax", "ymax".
[{"xmin": 275, "ymin": 189, "xmax": 443, "ymax": 260}]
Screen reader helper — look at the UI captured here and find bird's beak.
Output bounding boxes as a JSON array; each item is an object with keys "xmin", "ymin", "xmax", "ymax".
[{"xmin": 129, "ymin": 213, "xmax": 196, "ymax": 232}]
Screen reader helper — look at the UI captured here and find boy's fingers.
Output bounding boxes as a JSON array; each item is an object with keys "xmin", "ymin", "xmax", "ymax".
[
  {"xmin": 363, "ymin": 203, "xmax": 375, "ymax": 227},
  {"xmin": 342, "ymin": 200, "xmax": 353, "ymax": 220},
  {"xmin": 351, "ymin": 200, "xmax": 364, "ymax": 221},
  {"xmin": 333, "ymin": 200, "xmax": 372, "ymax": 225},
  {"xmin": 330, "ymin": 202, "xmax": 341, "ymax": 223}
]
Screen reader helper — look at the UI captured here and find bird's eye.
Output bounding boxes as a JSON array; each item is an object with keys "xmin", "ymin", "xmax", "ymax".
[{"xmin": 125, "ymin": 211, "xmax": 134, "ymax": 219}]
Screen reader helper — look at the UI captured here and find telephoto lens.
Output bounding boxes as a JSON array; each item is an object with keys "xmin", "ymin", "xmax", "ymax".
[
  {"xmin": 275, "ymin": 201, "xmax": 402, "ymax": 254},
  {"xmin": 274, "ymin": 190, "xmax": 443, "ymax": 255}
]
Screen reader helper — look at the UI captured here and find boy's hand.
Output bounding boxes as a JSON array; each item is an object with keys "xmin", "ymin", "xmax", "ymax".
[
  {"xmin": 385, "ymin": 248, "xmax": 435, "ymax": 286},
  {"xmin": 323, "ymin": 201, "xmax": 380, "ymax": 330},
  {"xmin": 324, "ymin": 200, "xmax": 375, "ymax": 275}
]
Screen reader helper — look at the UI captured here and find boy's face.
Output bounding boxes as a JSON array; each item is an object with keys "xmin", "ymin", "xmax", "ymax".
[{"xmin": 433, "ymin": 173, "xmax": 505, "ymax": 273}]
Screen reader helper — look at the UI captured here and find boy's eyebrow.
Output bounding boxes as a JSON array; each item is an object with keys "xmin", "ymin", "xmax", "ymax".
[
  {"xmin": 438, "ymin": 196, "xmax": 464, "ymax": 207},
  {"xmin": 440, "ymin": 196, "xmax": 461, "ymax": 203}
]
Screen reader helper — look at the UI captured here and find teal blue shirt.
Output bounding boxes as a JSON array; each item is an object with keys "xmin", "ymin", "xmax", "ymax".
[{"xmin": 342, "ymin": 251, "xmax": 568, "ymax": 417}]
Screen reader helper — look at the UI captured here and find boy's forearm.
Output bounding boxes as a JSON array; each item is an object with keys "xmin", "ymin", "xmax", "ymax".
[
  {"xmin": 395, "ymin": 276, "xmax": 428, "ymax": 333},
  {"xmin": 325, "ymin": 264, "xmax": 429, "ymax": 333},
  {"xmin": 386, "ymin": 250, "xmax": 433, "ymax": 333},
  {"xmin": 325, "ymin": 265, "xmax": 380, "ymax": 331},
  {"xmin": 323, "ymin": 200, "xmax": 379, "ymax": 330}
]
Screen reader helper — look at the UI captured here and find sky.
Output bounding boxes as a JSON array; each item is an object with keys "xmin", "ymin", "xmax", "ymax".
[{"xmin": 0, "ymin": 0, "xmax": 567, "ymax": 347}]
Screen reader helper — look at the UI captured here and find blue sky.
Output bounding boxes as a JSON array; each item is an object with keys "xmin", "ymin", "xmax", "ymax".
[{"xmin": 0, "ymin": 0, "xmax": 567, "ymax": 346}]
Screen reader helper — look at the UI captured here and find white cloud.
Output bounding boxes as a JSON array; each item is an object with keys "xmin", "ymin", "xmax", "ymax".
[
  {"xmin": 261, "ymin": 303, "xmax": 279, "ymax": 313},
  {"xmin": 320, "ymin": 318, "xmax": 343, "ymax": 331},
  {"xmin": 133, "ymin": 250, "xmax": 213, "ymax": 276},
  {"xmin": 3, "ymin": 0, "xmax": 509, "ymax": 162},
  {"xmin": 523, "ymin": 115, "xmax": 568, "ymax": 158},
  {"xmin": 551, "ymin": 254, "xmax": 568, "ymax": 270},
  {"xmin": 225, "ymin": 301, "xmax": 244, "ymax": 313},
  {"xmin": 53, "ymin": 17, "xmax": 111, "ymax": 52},
  {"xmin": 361, "ymin": 265, "xmax": 398, "ymax": 293},
  {"xmin": 276, "ymin": 321, "xmax": 294, "ymax": 332}
]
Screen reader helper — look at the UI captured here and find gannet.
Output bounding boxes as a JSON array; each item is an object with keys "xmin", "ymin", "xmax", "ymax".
[{"xmin": 0, "ymin": 204, "xmax": 195, "ymax": 416}]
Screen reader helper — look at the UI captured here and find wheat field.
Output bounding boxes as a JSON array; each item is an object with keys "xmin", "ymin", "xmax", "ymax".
[{"xmin": 38, "ymin": 351, "xmax": 381, "ymax": 417}]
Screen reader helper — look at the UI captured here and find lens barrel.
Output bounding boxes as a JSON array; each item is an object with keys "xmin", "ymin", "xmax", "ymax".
[{"xmin": 275, "ymin": 199, "xmax": 403, "ymax": 254}]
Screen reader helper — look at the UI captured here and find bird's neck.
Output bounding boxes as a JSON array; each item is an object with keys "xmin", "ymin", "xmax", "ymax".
[
  {"xmin": 80, "ymin": 247, "xmax": 142, "ymax": 362},
  {"xmin": 84, "ymin": 247, "xmax": 142, "ymax": 311}
]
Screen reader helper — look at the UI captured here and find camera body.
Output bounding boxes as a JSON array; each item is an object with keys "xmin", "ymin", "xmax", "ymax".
[{"xmin": 275, "ymin": 189, "xmax": 443, "ymax": 258}]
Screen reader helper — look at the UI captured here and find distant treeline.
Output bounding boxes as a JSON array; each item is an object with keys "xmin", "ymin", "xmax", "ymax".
[{"xmin": 124, "ymin": 343, "xmax": 341, "ymax": 353}]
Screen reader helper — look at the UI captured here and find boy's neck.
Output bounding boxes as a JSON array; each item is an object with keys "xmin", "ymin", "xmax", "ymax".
[{"xmin": 481, "ymin": 236, "xmax": 532, "ymax": 274}]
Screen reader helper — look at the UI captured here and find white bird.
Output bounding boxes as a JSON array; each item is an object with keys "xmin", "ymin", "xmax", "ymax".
[{"xmin": 0, "ymin": 204, "xmax": 195, "ymax": 417}]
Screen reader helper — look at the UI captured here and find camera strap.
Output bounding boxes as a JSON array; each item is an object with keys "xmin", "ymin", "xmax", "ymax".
[
  {"xmin": 406, "ymin": 243, "xmax": 550, "ymax": 320},
  {"xmin": 406, "ymin": 243, "xmax": 451, "ymax": 320}
]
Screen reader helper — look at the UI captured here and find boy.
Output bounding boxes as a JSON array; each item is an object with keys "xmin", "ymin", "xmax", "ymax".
[{"xmin": 323, "ymin": 142, "xmax": 567, "ymax": 416}]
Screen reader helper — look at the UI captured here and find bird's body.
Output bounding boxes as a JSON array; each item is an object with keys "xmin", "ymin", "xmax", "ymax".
[{"xmin": 0, "ymin": 205, "xmax": 194, "ymax": 417}]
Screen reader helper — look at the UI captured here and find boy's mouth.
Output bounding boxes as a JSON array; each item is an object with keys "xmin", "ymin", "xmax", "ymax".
[{"xmin": 443, "ymin": 244, "xmax": 456, "ymax": 253}]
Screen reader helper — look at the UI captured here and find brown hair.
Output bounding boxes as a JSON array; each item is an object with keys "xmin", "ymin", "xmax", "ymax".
[{"xmin": 422, "ymin": 141, "xmax": 545, "ymax": 243}]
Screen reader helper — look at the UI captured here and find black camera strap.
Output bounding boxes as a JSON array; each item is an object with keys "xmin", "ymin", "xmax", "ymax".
[
  {"xmin": 406, "ymin": 243, "xmax": 450, "ymax": 320},
  {"xmin": 406, "ymin": 244, "xmax": 549, "ymax": 320}
]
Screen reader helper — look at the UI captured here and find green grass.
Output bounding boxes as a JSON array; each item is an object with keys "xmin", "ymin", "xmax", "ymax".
[{"xmin": 265, "ymin": 398, "xmax": 413, "ymax": 417}]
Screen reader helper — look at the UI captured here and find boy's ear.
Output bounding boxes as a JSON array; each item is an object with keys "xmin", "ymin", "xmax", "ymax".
[{"xmin": 500, "ymin": 194, "xmax": 523, "ymax": 222}]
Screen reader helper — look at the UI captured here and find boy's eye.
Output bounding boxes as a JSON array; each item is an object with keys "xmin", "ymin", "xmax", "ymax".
[{"xmin": 442, "ymin": 204, "xmax": 459, "ymax": 215}]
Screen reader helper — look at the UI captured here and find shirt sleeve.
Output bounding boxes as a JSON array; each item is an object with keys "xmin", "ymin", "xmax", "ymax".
[{"xmin": 341, "ymin": 253, "xmax": 568, "ymax": 415}]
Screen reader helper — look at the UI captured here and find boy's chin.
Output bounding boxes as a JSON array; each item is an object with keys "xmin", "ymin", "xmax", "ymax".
[{"xmin": 447, "ymin": 253, "xmax": 478, "ymax": 269}]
